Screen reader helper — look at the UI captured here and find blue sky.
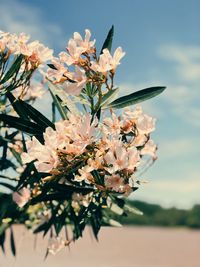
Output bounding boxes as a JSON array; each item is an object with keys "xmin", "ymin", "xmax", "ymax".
[{"xmin": 0, "ymin": 0, "xmax": 199, "ymax": 208}]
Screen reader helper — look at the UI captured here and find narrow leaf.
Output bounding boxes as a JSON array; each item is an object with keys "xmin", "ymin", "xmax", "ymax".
[
  {"xmin": 0, "ymin": 114, "xmax": 44, "ymax": 142},
  {"xmin": 0, "ymin": 55, "xmax": 24, "ymax": 85},
  {"xmin": 48, "ymin": 81, "xmax": 68, "ymax": 119},
  {"xmin": 6, "ymin": 92, "xmax": 29, "ymax": 120},
  {"xmin": 100, "ymin": 88, "xmax": 119, "ymax": 108},
  {"xmin": 0, "ymin": 182, "xmax": 16, "ymax": 191},
  {"xmin": 105, "ymin": 86, "xmax": 166, "ymax": 109},
  {"xmin": 6, "ymin": 92, "xmax": 55, "ymax": 130},
  {"xmin": 100, "ymin": 25, "xmax": 114, "ymax": 54},
  {"xmin": 18, "ymin": 100, "xmax": 55, "ymax": 130},
  {"xmin": 10, "ymin": 227, "xmax": 16, "ymax": 256}
]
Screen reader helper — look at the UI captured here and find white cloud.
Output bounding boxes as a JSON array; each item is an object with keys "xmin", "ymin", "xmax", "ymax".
[
  {"xmin": 157, "ymin": 44, "xmax": 200, "ymax": 127},
  {"xmin": 158, "ymin": 44, "xmax": 200, "ymax": 83},
  {"xmin": 0, "ymin": 0, "xmax": 66, "ymax": 49},
  {"xmin": 158, "ymin": 137, "xmax": 199, "ymax": 160}
]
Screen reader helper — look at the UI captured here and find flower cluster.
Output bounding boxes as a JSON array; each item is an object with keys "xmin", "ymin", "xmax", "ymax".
[
  {"xmin": 0, "ymin": 27, "xmax": 165, "ymax": 256},
  {"xmin": 0, "ymin": 31, "xmax": 53, "ymax": 67},
  {"xmin": 21, "ymin": 106, "xmax": 156, "ymax": 198},
  {"xmin": 0, "ymin": 31, "xmax": 52, "ymax": 99},
  {"xmin": 47, "ymin": 29, "xmax": 125, "ymax": 96}
]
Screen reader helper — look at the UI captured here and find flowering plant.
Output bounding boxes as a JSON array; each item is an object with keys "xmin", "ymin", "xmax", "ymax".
[{"xmin": 0, "ymin": 26, "xmax": 165, "ymax": 256}]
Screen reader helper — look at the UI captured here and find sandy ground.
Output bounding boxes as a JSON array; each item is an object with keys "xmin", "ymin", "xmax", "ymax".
[{"xmin": 0, "ymin": 226, "xmax": 200, "ymax": 267}]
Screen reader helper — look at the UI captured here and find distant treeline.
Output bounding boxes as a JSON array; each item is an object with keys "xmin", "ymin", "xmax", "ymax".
[{"xmin": 110, "ymin": 200, "xmax": 200, "ymax": 228}]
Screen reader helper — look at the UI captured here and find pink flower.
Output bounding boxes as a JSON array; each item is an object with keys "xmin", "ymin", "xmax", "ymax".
[
  {"xmin": 103, "ymin": 113, "xmax": 121, "ymax": 135},
  {"xmin": 136, "ymin": 114, "xmax": 156, "ymax": 134},
  {"xmin": 61, "ymin": 39, "xmax": 84, "ymax": 66},
  {"xmin": 47, "ymin": 58, "xmax": 72, "ymax": 83},
  {"xmin": 62, "ymin": 66, "xmax": 87, "ymax": 95},
  {"xmin": 73, "ymin": 29, "xmax": 96, "ymax": 53},
  {"xmin": 104, "ymin": 142, "xmax": 127, "ymax": 173},
  {"xmin": 132, "ymin": 134, "xmax": 147, "ymax": 147},
  {"xmin": 22, "ymin": 41, "xmax": 53, "ymax": 65},
  {"xmin": 104, "ymin": 139, "xmax": 140, "ymax": 174},
  {"xmin": 12, "ymin": 187, "xmax": 31, "ymax": 208},
  {"xmin": 103, "ymin": 47, "xmax": 126, "ymax": 70},
  {"xmin": 105, "ymin": 174, "xmax": 132, "ymax": 195},
  {"xmin": 21, "ymin": 128, "xmax": 60, "ymax": 173},
  {"xmin": 74, "ymin": 165, "xmax": 94, "ymax": 183},
  {"xmin": 90, "ymin": 47, "xmax": 125, "ymax": 73}
]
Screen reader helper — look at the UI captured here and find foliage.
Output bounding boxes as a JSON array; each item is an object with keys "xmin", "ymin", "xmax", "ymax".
[{"xmin": 108, "ymin": 200, "xmax": 200, "ymax": 228}]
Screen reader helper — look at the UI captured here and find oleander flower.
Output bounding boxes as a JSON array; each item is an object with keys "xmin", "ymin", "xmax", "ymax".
[
  {"xmin": 90, "ymin": 47, "xmax": 125, "ymax": 73},
  {"xmin": 62, "ymin": 66, "xmax": 87, "ymax": 95},
  {"xmin": 0, "ymin": 26, "xmax": 166, "ymax": 256},
  {"xmin": 104, "ymin": 139, "xmax": 140, "ymax": 174},
  {"xmin": 47, "ymin": 58, "xmax": 72, "ymax": 83},
  {"xmin": 136, "ymin": 113, "xmax": 156, "ymax": 134},
  {"xmin": 73, "ymin": 29, "xmax": 96, "ymax": 53},
  {"xmin": 12, "ymin": 187, "xmax": 31, "ymax": 208},
  {"xmin": 60, "ymin": 39, "xmax": 84, "ymax": 66},
  {"xmin": 105, "ymin": 174, "xmax": 132, "ymax": 195},
  {"xmin": 21, "ymin": 128, "xmax": 60, "ymax": 173},
  {"xmin": 21, "ymin": 113, "xmax": 98, "ymax": 172},
  {"xmin": 22, "ymin": 40, "xmax": 53, "ymax": 66}
]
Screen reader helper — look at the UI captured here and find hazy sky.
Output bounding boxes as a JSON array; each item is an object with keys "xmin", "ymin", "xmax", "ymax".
[{"xmin": 0, "ymin": 0, "xmax": 199, "ymax": 208}]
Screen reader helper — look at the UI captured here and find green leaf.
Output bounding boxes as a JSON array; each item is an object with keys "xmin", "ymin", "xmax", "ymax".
[
  {"xmin": 10, "ymin": 227, "xmax": 16, "ymax": 256},
  {"xmin": 100, "ymin": 25, "xmax": 114, "ymax": 54},
  {"xmin": 47, "ymin": 81, "xmax": 68, "ymax": 120},
  {"xmin": 105, "ymin": 86, "xmax": 166, "ymax": 109},
  {"xmin": 0, "ymin": 159, "xmax": 16, "ymax": 171},
  {"xmin": 0, "ymin": 55, "xmax": 24, "ymax": 85},
  {"xmin": 47, "ymin": 64, "xmax": 57, "ymax": 70},
  {"xmin": 9, "ymin": 147, "xmax": 22, "ymax": 165},
  {"xmin": 0, "ymin": 231, "xmax": 6, "ymax": 253},
  {"xmin": 6, "ymin": 92, "xmax": 55, "ymax": 130},
  {"xmin": 30, "ymin": 192, "xmax": 72, "ymax": 204},
  {"xmin": 18, "ymin": 100, "xmax": 55, "ymax": 130},
  {"xmin": 100, "ymin": 88, "xmax": 119, "ymax": 108},
  {"xmin": 0, "ymin": 114, "xmax": 44, "ymax": 142},
  {"xmin": 124, "ymin": 204, "xmax": 143, "ymax": 215},
  {"xmin": 17, "ymin": 162, "xmax": 34, "ymax": 189},
  {"xmin": 6, "ymin": 92, "xmax": 29, "ymax": 120},
  {"xmin": 0, "ymin": 182, "xmax": 16, "ymax": 191}
]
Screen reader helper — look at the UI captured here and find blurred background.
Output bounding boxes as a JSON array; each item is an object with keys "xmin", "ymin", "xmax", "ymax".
[{"xmin": 0, "ymin": 0, "xmax": 199, "ymax": 266}]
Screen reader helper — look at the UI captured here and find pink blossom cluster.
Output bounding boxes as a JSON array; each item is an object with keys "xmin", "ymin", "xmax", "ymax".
[
  {"xmin": 0, "ymin": 31, "xmax": 53, "ymax": 67},
  {"xmin": 47, "ymin": 29, "xmax": 125, "ymax": 96},
  {"xmin": 21, "ymin": 106, "xmax": 157, "ymax": 196}
]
